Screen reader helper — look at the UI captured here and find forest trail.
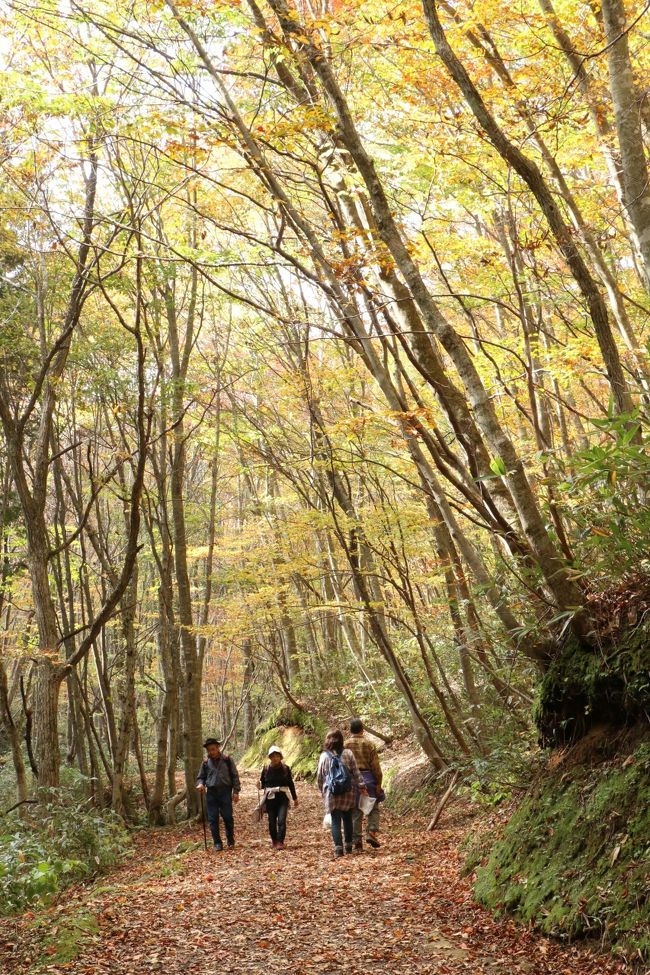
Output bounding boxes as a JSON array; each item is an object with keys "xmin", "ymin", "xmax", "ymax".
[{"xmin": 0, "ymin": 774, "xmax": 628, "ymax": 975}]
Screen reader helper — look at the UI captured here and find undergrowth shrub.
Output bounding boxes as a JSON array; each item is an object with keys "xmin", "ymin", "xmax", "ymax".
[
  {"xmin": 0, "ymin": 780, "xmax": 130, "ymax": 915},
  {"xmin": 467, "ymin": 730, "xmax": 543, "ymax": 807}
]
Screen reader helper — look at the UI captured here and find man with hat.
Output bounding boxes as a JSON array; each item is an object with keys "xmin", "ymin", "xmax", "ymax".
[
  {"xmin": 258, "ymin": 745, "xmax": 298, "ymax": 849},
  {"xmin": 196, "ymin": 737, "xmax": 241, "ymax": 851}
]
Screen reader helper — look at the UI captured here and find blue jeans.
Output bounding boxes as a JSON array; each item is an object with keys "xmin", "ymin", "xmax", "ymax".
[
  {"xmin": 205, "ymin": 788, "xmax": 234, "ymax": 846},
  {"xmin": 330, "ymin": 809, "xmax": 353, "ymax": 850},
  {"xmin": 267, "ymin": 794, "xmax": 289, "ymax": 843}
]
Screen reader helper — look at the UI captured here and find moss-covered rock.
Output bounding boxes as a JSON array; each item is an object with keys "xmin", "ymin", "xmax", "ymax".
[
  {"xmin": 239, "ymin": 707, "xmax": 326, "ymax": 779},
  {"xmin": 469, "ymin": 737, "xmax": 650, "ymax": 960}
]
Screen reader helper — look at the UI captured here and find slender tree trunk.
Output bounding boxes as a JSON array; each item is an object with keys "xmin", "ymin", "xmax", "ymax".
[
  {"xmin": 0, "ymin": 652, "xmax": 29, "ymax": 806},
  {"xmin": 600, "ymin": 0, "xmax": 650, "ymax": 292},
  {"xmin": 132, "ymin": 715, "xmax": 150, "ymax": 812},
  {"xmin": 0, "ymin": 149, "xmax": 98, "ymax": 788},
  {"xmin": 419, "ymin": 0, "xmax": 633, "ymax": 415},
  {"xmin": 448, "ymin": 0, "xmax": 644, "ymax": 363},
  {"xmin": 310, "ymin": 416, "xmax": 448, "ymax": 768},
  {"xmin": 165, "ymin": 281, "xmax": 203, "ymax": 816},
  {"xmin": 111, "ymin": 572, "xmax": 139, "ymax": 816},
  {"xmin": 27, "ymin": 520, "xmax": 62, "ymax": 788},
  {"xmin": 241, "ymin": 639, "xmax": 255, "ymax": 749},
  {"xmin": 149, "ymin": 584, "xmax": 173, "ymax": 824},
  {"xmin": 239, "ymin": 0, "xmax": 593, "ymax": 627}
]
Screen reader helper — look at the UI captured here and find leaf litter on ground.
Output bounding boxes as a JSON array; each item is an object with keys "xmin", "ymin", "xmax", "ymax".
[{"xmin": 0, "ymin": 773, "xmax": 636, "ymax": 975}]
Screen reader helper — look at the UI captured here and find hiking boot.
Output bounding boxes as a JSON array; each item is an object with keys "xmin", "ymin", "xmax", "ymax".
[
  {"xmin": 213, "ymin": 842, "xmax": 223, "ymax": 852},
  {"xmin": 334, "ymin": 845, "xmax": 344, "ymax": 858},
  {"xmin": 353, "ymin": 842, "xmax": 363, "ymax": 853},
  {"xmin": 227, "ymin": 841, "xmax": 235, "ymax": 850},
  {"xmin": 366, "ymin": 832, "xmax": 380, "ymax": 849},
  {"xmin": 344, "ymin": 844, "xmax": 353, "ymax": 855}
]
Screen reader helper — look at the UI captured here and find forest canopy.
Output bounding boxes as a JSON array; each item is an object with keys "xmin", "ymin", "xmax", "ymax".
[{"xmin": 0, "ymin": 0, "xmax": 649, "ymax": 826}]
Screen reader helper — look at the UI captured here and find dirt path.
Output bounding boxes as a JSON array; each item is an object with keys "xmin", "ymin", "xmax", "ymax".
[{"xmin": 0, "ymin": 774, "xmax": 630, "ymax": 975}]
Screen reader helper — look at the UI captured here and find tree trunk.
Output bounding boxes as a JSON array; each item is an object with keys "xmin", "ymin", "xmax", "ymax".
[
  {"xmin": 310, "ymin": 415, "xmax": 448, "ymax": 769},
  {"xmin": 247, "ymin": 0, "xmax": 594, "ymax": 627},
  {"xmin": 31, "ymin": 659, "xmax": 61, "ymax": 789},
  {"xmin": 27, "ymin": 517, "xmax": 63, "ymax": 788},
  {"xmin": 419, "ymin": 0, "xmax": 633, "ymax": 416},
  {"xmin": 111, "ymin": 572, "xmax": 139, "ymax": 817},
  {"xmin": 600, "ymin": 0, "xmax": 650, "ymax": 292},
  {"xmin": 241, "ymin": 639, "xmax": 255, "ymax": 749},
  {"xmin": 166, "ymin": 281, "xmax": 203, "ymax": 816},
  {"xmin": 0, "ymin": 653, "xmax": 29, "ymax": 807},
  {"xmin": 149, "ymin": 589, "xmax": 172, "ymax": 825}
]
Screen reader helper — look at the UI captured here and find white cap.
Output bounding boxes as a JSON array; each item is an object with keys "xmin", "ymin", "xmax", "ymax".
[{"xmin": 268, "ymin": 746, "xmax": 282, "ymax": 756}]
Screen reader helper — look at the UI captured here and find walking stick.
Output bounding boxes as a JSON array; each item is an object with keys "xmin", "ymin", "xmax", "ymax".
[{"xmin": 200, "ymin": 789, "xmax": 208, "ymax": 852}]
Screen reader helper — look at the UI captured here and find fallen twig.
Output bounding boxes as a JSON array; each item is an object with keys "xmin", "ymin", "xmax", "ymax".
[
  {"xmin": 1, "ymin": 799, "xmax": 38, "ymax": 817},
  {"xmin": 427, "ymin": 770, "xmax": 460, "ymax": 831}
]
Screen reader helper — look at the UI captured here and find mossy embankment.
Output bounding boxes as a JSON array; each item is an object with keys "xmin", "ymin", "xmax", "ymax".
[
  {"xmin": 535, "ymin": 576, "xmax": 650, "ymax": 748},
  {"xmin": 466, "ymin": 583, "xmax": 650, "ymax": 960},
  {"xmin": 239, "ymin": 707, "xmax": 326, "ymax": 778},
  {"xmin": 466, "ymin": 732, "xmax": 650, "ymax": 960}
]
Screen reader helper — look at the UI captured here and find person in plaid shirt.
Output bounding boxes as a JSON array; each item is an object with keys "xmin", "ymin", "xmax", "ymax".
[
  {"xmin": 344, "ymin": 719, "xmax": 383, "ymax": 849},
  {"xmin": 317, "ymin": 729, "xmax": 367, "ymax": 857}
]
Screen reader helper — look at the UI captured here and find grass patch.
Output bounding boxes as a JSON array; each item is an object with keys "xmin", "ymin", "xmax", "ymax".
[
  {"xmin": 139, "ymin": 855, "xmax": 189, "ymax": 881},
  {"xmin": 87, "ymin": 883, "xmax": 120, "ymax": 899},
  {"xmin": 30, "ymin": 910, "xmax": 99, "ymax": 971}
]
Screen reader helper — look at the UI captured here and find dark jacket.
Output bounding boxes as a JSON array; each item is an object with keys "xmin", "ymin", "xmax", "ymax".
[
  {"xmin": 197, "ymin": 754, "xmax": 241, "ymax": 793},
  {"xmin": 260, "ymin": 762, "xmax": 297, "ymax": 801}
]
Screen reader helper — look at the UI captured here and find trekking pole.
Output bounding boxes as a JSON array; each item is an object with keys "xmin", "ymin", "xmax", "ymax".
[{"xmin": 200, "ymin": 790, "xmax": 208, "ymax": 852}]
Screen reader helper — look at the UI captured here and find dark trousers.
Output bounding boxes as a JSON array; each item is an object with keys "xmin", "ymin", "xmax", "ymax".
[
  {"xmin": 206, "ymin": 788, "xmax": 234, "ymax": 846},
  {"xmin": 330, "ymin": 809, "xmax": 353, "ymax": 850},
  {"xmin": 267, "ymin": 794, "xmax": 289, "ymax": 843}
]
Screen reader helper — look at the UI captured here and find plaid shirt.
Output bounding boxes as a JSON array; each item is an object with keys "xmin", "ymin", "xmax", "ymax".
[
  {"xmin": 343, "ymin": 733, "xmax": 382, "ymax": 786},
  {"xmin": 317, "ymin": 749, "xmax": 362, "ymax": 812}
]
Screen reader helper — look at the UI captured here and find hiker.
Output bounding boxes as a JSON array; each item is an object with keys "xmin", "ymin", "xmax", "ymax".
[
  {"xmin": 258, "ymin": 745, "xmax": 299, "ymax": 849},
  {"xmin": 317, "ymin": 729, "xmax": 367, "ymax": 857},
  {"xmin": 344, "ymin": 718, "xmax": 384, "ymax": 850},
  {"xmin": 196, "ymin": 737, "xmax": 241, "ymax": 852}
]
